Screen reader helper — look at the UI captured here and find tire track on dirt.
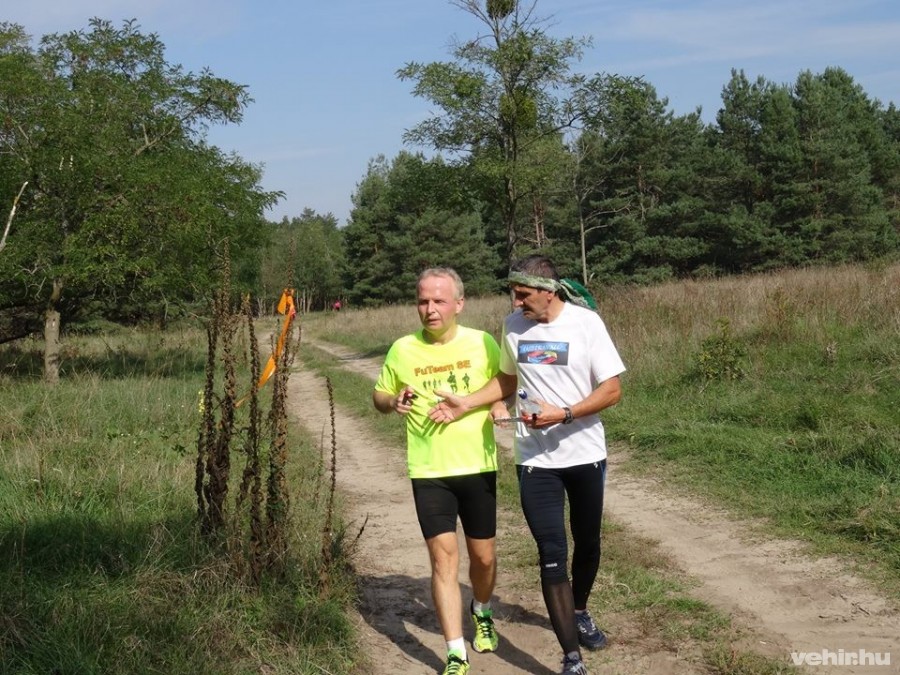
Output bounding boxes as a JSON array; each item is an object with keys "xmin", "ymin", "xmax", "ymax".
[{"xmin": 299, "ymin": 337, "xmax": 900, "ymax": 675}]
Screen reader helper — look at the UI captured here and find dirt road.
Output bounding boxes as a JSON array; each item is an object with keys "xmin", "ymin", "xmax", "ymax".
[{"xmin": 288, "ymin": 338, "xmax": 899, "ymax": 674}]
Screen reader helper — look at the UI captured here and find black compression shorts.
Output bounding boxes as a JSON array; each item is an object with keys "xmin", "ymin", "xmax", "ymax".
[{"xmin": 411, "ymin": 472, "xmax": 497, "ymax": 540}]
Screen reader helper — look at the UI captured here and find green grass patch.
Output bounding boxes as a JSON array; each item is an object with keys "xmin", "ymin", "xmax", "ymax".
[
  {"xmin": 610, "ymin": 318, "xmax": 900, "ymax": 587},
  {"xmin": 0, "ymin": 326, "xmax": 357, "ymax": 674}
]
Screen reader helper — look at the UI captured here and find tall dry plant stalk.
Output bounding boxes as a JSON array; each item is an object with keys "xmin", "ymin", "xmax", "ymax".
[
  {"xmin": 317, "ymin": 375, "xmax": 367, "ymax": 596},
  {"xmin": 212, "ymin": 276, "xmax": 238, "ymax": 532},
  {"xmin": 194, "ymin": 245, "xmax": 301, "ymax": 585},
  {"xmin": 264, "ymin": 326, "xmax": 297, "ymax": 574},
  {"xmin": 318, "ymin": 377, "xmax": 338, "ymax": 593},
  {"xmin": 195, "ymin": 303, "xmax": 216, "ymax": 527},
  {"xmin": 195, "ymin": 254, "xmax": 237, "ymax": 535},
  {"xmin": 236, "ymin": 295, "xmax": 265, "ymax": 583}
]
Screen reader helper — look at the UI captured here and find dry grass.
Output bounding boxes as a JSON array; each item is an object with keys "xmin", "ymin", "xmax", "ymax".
[{"xmin": 307, "ymin": 263, "xmax": 899, "ymax": 356}]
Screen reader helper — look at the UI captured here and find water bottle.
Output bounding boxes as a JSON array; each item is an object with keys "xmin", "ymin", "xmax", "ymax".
[{"xmin": 517, "ymin": 388, "xmax": 541, "ymax": 418}]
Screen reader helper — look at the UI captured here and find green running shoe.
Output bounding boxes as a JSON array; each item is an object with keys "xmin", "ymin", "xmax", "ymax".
[
  {"xmin": 470, "ymin": 600, "xmax": 499, "ymax": 653},
  {"xmin": 443, "ymin": 653, "xmax": 470, "ymax": 674}
]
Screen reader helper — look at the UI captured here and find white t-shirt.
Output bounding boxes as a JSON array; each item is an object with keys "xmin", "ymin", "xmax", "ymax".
[{"xmin": 500, "ymin": 302, "xmax": 626, "ymax": 468}]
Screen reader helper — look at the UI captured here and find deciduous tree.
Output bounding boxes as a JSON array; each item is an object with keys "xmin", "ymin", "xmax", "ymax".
[
  {"xmin": 0, "ymin": 19, "xmax": 279, "ymax": 380},
  {"xmin": 398, "ymin": 0, "xmax": 599, "ymax": 265},
  {"xmin": 262, "ymin": 210, "xmax": 345, "ymax": 313}
]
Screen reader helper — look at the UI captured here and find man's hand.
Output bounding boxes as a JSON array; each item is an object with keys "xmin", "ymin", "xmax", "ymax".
[
  {"xmin": 521, "ymin": 400, "xmax": 567, "ymax": 428},
  {"xmin": 489, "ymin": 401, "xmax": 513, "ymax": 428},
  {"xmin": 395, "ymin": 386, "xmax": 417, "ymax": 415},
  {"xmin": 428, "ymin": 389, "xmax": 469, "ymax": 423},
  {"xmin": 373, "ymin": 386, "xmax": 417, "ymax": 415}
]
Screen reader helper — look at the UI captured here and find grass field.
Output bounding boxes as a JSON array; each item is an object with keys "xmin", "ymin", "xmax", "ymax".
[{"xmin": 0, "ymin": 324, "xmax": 357, "ymax": 674}]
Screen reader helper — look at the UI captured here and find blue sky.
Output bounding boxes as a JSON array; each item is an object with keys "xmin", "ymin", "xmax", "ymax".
[{"xmin": 8, "ymin": 1, "xmax": 900, "ymax": 225}]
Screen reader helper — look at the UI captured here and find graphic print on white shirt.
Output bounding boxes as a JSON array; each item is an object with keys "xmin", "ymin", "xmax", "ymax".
[{"xmin": 516, "ymin": 340, "xmax": 569, "ymax": 366}]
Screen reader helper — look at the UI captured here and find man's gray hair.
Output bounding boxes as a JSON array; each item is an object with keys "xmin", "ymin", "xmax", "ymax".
[
  {"xmin": 510, "ymin": 254, "xmax": 560, "ymax": 282},
  {"xmin": 417, "ymin": 267, "xmax": 464, "ymax": 299}
]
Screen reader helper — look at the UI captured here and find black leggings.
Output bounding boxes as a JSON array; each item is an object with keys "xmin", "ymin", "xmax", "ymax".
[{"xmin": 516, "ymin": 460, "xmax": 606, "ymax": 609}]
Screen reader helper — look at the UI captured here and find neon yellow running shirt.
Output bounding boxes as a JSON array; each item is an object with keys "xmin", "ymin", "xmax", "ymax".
[{"xmin": 375, "ymin": 325, "xmax": 500, "ymax": 478}]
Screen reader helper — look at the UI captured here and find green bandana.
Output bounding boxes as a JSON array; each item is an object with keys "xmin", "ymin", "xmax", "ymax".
[{"xmin": 507, "ymin": 272, "xmax": 597, "ymax": 310}]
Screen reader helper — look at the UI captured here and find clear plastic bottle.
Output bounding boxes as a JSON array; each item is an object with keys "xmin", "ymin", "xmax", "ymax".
[{"xmin": 517, "ymin": 388, "xmax": 541, "ymax": 417}]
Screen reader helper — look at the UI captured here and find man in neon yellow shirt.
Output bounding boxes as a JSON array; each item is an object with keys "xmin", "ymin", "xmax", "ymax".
[{"xmin": 374, "ymin": 267, "xmax": 506, "ymax": 675}]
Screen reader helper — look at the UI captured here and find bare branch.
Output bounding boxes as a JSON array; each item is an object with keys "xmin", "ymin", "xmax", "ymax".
[
  {"xmin": 133, "ymin": 96, "xmax": 215, "ymax": 157},
  {"xmin": 0, "ymin": 181, "xmax": 28, "ymax": 255}
]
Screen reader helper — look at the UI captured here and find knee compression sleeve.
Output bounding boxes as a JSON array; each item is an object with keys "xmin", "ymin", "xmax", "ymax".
[{"xmin": 538, "ymin": 539, "xmax": 569, "ymax": 582}]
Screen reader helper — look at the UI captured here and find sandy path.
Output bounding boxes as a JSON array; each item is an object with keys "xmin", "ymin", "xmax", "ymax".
[
  {"xmin": 290, "ymin": 337, "xmax": 900, "ymax": 675},
  {"xmin": 289, "ymin": 361, "xmax": 564, "ymax": 674}
]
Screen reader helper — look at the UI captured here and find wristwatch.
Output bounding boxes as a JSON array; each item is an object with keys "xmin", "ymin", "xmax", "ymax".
[{"xmin": 562, "ymin": 406, "xmax": 574, "ymax": 424}]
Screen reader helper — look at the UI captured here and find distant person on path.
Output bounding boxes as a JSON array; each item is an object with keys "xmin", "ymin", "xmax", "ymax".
[
  {"xmin": 373, "ymin": 267, "xmax": 506, "ymax": 675},
  {"xmin": 428, "ymin": 255, "xmax": 625, "ymax": 675},
  {"xmin": 332, "ymin": 299, "xmax": 342, "ymax": 311}
]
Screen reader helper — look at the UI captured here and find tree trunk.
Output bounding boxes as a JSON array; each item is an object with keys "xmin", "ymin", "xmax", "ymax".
[
  {"xmin": 504, "ymin": 196, "xmax": 518, "ymax": 268},
  {"xmin": 43, "ymin": 279, "xmax": 63, "ymax": 385},
  {"xmin": 580, "ymin": 211, "xmax": 588, "ymax": 286},
  {"xmin": 532, "ymin": 196, "xmax": 545, "ymax": 248}
]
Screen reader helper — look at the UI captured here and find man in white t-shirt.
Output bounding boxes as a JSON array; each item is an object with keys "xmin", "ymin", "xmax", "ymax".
[{"xmin": 429, "ymin": 255, "xmax": 625, "ymax": 675}]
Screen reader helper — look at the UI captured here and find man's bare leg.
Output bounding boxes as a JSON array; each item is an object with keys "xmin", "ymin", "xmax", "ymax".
[
  {"xmin": 465, "ymin": 535, "xmax": 496, "ymax": 603},
  {"xmin": 426, "ymin": 531, "xmax": 463, "ymax": 641}
]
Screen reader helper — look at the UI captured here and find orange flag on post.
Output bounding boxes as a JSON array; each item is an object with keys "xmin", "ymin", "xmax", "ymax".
[
  {"xmin": 258, "ymin": 288, "xmax": 297, "ymax": 389},
  {"xmin": 237, "ymin": 288, "xmax": 296, "ymax": 408}
]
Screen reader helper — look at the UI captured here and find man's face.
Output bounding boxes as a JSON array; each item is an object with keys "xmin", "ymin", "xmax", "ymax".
[
  {"xmin": 511, "ymin": 284, "xmax": 555, "ymax": 322},
  {"xmin": 417, "ymin": 275, "xmax": 463, "ymax": 339}
]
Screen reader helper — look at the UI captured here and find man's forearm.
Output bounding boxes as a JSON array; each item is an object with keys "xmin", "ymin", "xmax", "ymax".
[
  {"xmin": 373, "ymin": 390, "xmax": 395, "ymax": 414},
  {"xmin": 462, "ymin": 372, "xmax": 517, "ymax": 410},
  {"xmin": 570, "ymin": 376, "xmax": 621, "ymax": 419}
]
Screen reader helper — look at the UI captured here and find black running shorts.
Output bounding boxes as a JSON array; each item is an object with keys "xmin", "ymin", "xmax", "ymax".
[{"xmin": 411, "ymin": 471, "xmax": 497, "ymax": 540}]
